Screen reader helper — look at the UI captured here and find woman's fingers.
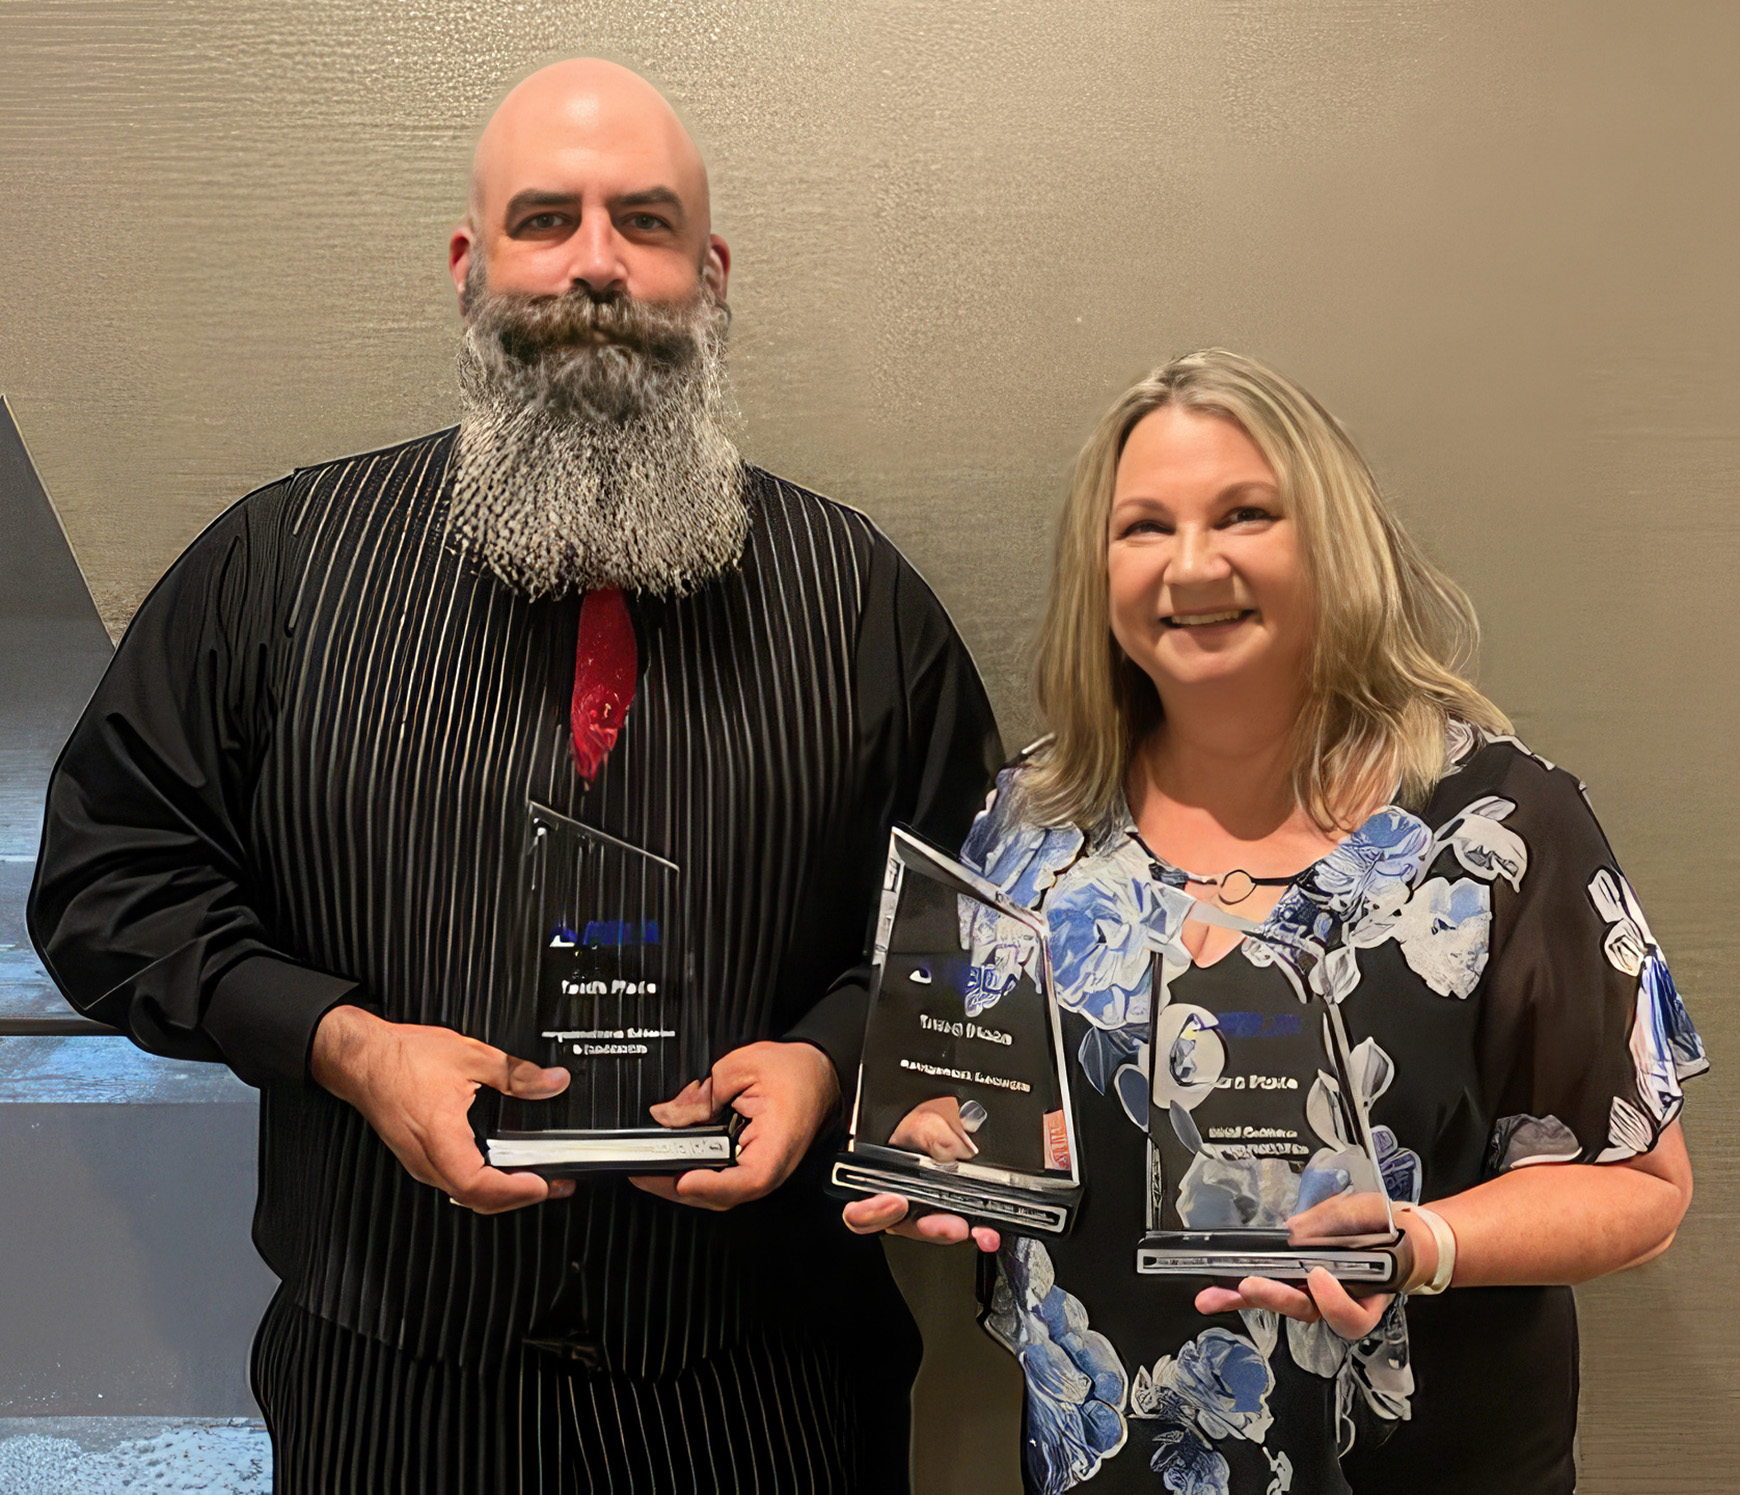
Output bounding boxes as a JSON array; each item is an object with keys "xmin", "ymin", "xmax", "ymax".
[
  {"xmin": 888, "ymin": 1105, "xmax": 978, "ymax": 1162},
  {"xmin": 1196, "ymin": 1271, "xmax": 1392, "ymax": 1341},
  {"xmin": 842, "ymin": 1193, "xmax": 912, "ymax": 1235},
  {"xmin": 1304, "ymin": 1268, "xmax": 1391, "ymax": 1339},
  {"xmin": 839, "ymin": 1195, "xmax": 999, "ymax": 1251},
  {"xmin": 898, "ymin": 1212, "xmax": 974, "ymax": 1245},
  {"xmin": 1194, "ymin": 1276, "xmax": 1321, "ymax": 1322},
  {"xmin": 1286, "ymin": 1190, "xmax": 1393, "ymax": 1245},
  {"xmin": 1193, "ymin": 1285, "xmax": 1245, "ymax": 1316}
]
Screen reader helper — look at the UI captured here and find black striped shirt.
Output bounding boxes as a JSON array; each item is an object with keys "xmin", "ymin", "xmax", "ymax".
[{"xmin": 28, "ymin": 427, "xmax": 999, "ymax": 1377}]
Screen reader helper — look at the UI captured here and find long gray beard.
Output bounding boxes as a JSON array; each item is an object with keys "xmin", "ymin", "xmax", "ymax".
[{"xmin": 449, "ymin": 284, "xmax": 748, "ymax": 599}]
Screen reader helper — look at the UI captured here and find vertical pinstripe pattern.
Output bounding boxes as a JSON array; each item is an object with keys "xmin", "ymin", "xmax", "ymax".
[
  {"xmin": 231, "ymin": 429, "xmax": 892, "ymax": 1375},
  {"xmin": 252, "ymin": 1292, "xmax": 861, "ymax": 1494},
  {"xmin": 34, "ymin": 423, "xmax": 997, "ymax": 1487}
]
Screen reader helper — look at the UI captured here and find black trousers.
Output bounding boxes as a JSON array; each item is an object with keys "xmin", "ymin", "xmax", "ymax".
[{"xmin": 252, "ymin": 1292, "xmax": 903, "ymax": 1494}]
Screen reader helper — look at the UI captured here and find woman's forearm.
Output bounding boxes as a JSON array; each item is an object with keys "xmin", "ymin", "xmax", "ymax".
[{"xmin": 1429, "ymin": 1122, "xmax": 1693, "ymax": 1288}]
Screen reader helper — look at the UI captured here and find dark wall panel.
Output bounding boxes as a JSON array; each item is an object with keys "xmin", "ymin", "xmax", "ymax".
[{"xmin": 0, "ymin": 1103, "xmax": 273, "ymax": 1417}]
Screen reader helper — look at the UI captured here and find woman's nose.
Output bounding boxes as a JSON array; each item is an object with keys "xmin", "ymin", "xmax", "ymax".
[{"xmin": 1169, "ymin": 526, "xmax": 1230, "ymax": 583}]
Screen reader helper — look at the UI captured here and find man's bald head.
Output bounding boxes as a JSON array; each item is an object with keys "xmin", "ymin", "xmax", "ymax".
[{"xmin": 451, "ymin": 59, "xmax": 728, "ymax": 311}]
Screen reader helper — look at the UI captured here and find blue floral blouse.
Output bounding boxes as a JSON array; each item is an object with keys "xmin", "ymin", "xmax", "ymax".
[{"xmin": 962, "ymin": 725, "xmax": 1706, "ymax": 1495}]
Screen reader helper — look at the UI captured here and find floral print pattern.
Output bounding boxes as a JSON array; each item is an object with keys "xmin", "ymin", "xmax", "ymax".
[
  {"xmin": 1046, "ymin": 848, "xmax": 1164, "ymax": 1033},
  {"xmin": 958, "ymin": 797, "xmax": 1084, "ymax": 1011},
  {"xmin": 1584, "ymin": 866, "xmax": 1709, "ymax": 1159},
  {"xmin": 986, "ymin": 1238, "xmax": 1129, "ymax": 1494},
  {"xmin": 1254, "ymin": 796, "xmax": 1527, "ymax": 1006},
  {"xmin": 1126, "ymin": 1327, "xmax": 1276, "ymax": 1494},
  {"xmin": 963, "ymin": 728, "xmax": 1705, "ymax": 1491},
  {"xmin": 1385, "ymin": 876, "xmax": 1492, "ymax": 998}
]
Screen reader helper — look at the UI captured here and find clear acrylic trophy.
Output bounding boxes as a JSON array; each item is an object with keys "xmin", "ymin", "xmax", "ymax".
[
  {"xmin": 1135, "ymin": 914, "xmax": 1402, "ymax": 1284},
  {"xmin": 487, "ymin": 801, "xmax": 735, "ymax": 1174},
  {"xmin": 830, "ymin": 829, "xmax": 1083, "ymax": 1235}
]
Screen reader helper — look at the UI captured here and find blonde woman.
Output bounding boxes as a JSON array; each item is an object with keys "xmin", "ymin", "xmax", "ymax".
[{"xmin": 845, "ymin": 350, "xmax": 1702, "ymax": 1494}]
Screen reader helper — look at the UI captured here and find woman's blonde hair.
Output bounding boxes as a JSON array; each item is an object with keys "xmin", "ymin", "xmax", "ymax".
[{"xmin": 1025, "ymin": 348, "xmax": 1509, "ymax": 831}]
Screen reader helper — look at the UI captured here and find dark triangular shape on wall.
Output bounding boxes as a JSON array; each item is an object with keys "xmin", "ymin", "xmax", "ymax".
[
  {"xmin": 0, "ymin": 394, "xmax": 115, "ymax": 1023},
  {"xmin": 0, "ymin": 395, "xmax": 109, "ymax": 637}
]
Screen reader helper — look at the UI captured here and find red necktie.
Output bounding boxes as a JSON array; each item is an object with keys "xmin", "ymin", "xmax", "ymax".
[{"xmin": 570, "ymin": 587, "xmax": 637, "ymax": 784}]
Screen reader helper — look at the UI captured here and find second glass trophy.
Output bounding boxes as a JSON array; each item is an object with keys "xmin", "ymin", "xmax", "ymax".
[
  {"xmin": 1135, "ymin": 921, "xmax": 1402, "ymax": 1285},
  {"xmin": 830, "ymin": 828, "xmax": 1083, "ymax": 1235},
  {"xmin": 487, "ymin": 801, "xmax": 734, "ymax": 1175}
]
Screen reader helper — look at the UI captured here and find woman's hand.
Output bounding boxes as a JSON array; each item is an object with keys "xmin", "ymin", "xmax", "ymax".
[
  {"xmin": 1192, "ymin": 1190, "xmax": 1424, "ymax": 1338},
  {"xmin": 888, "ymin": 1096, "xmax": 979, "ymax": 1162},
  {"xmin": 1194, "ymin": 1269, "xmax": 1392, "ymax": 1340},
  {"xmin": 841, "ymin": 1193, "xmax": 1001, "ymax": 1252},
  {"xmin": 841, "ymin": 1096, "xmax": 999, "ymax": 1248}
]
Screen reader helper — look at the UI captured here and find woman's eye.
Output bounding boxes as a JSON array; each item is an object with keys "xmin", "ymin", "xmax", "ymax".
[
  {"xmin": 1121, "ymin": 518, "xmax": 1171, "ymax": 538},
  {"xmin": 1223, "ymin": 507, "xmax": 1274, "ymax": 526}
]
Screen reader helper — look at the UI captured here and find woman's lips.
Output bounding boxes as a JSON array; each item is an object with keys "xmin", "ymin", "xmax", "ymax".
[{"xmin": 1161, "ymin": 608, "xmax": 1254, "ymax": 629}]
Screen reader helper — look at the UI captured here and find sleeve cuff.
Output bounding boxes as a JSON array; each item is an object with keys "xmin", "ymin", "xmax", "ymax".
[
  {"xmin": 782, "ymin": 975, "xmax": 871, "ymax": 1097},
  {"xmin": 204, "ymin": 954, "xmax": 361, "ymax": 1088}
]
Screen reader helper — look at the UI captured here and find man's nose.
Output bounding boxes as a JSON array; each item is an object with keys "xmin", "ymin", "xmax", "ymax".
[{"xmin": 564, "ymin": 213, "xmax": 629, "ymax": 297}]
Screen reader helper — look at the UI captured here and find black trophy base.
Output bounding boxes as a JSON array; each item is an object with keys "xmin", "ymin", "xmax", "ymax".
[
  {"xmin": 828, "ymin": 1146, "xmax": 1081, "ymax": 1236},
  {"xmin": 1136, "ymin": 1230, "xmax": 1400, "ymax": 1285},
  {"xmin": 488, "ymin": 1126, "xmax": 735, "ymax": 1175}
]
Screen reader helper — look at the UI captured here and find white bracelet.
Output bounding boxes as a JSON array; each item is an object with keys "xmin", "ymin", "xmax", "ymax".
[{"xmin": 1397, "ymin": 1203, "xmax": 1457, "ymax": 1296}]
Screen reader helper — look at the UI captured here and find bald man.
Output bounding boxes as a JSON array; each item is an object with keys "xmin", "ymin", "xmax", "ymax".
[{"xmin": 30, "ymin": 59, "xmax": 999, "ymax": 1492}]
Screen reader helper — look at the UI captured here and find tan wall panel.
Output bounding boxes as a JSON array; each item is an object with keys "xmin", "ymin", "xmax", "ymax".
[{"xmin": 2, "ymin": 2, "xmax": 1733, "ymax": 1487}]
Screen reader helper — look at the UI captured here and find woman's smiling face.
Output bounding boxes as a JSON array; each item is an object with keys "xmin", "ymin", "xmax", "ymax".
[{"xmin": 1106, "ymin": 405, "xmax": 1312, "ymax": 704}]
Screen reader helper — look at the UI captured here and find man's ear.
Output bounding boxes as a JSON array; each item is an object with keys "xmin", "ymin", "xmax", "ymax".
[
  {"xmin": 449, "ymin": 225, "xmax": 476, "ymax": 318},
  {"xmin": 703, "ymin": 234, "xmax": 731, "ymax": 303}
]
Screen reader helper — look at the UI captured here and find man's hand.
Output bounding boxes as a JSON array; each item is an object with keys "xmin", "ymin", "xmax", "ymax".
[
  {"xmin": 630, "ymin": 1041, "xmax": 839, "ymax": 1210},
  {"xmin": 310, "ymin": 1004, "xmax": 574, "ymax": 1214}
]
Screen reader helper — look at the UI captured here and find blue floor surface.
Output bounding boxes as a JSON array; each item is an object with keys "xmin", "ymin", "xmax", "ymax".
[{"xmin": 0, "ymin": 1418, "xmax": 270, "ymax": 1493}]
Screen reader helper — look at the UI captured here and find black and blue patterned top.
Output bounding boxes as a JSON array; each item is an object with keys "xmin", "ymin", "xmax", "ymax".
[{"xmin": 961, "ymin": 725, "xmax": 1705, "ymax": 1495}]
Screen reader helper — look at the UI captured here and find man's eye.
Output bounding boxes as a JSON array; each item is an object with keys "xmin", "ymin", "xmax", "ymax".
[
  {"xmin": 521, "ymin": 213, "xmax": 567, "ymax": 232},
  {"xmin": 624, "ymin": 214, "xmax": 669, "ymax": 232}
]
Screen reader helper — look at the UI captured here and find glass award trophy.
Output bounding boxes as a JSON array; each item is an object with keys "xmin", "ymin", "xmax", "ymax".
[
  {"xmin": 830, "ymin": 828, "xmax": 1083, "ymax": 1235},
  {"xmin": 1135, "ymin": 916, "xmax": 1401, "ymax": 1285},
  {"xmin": 486, "ymin": 801, "xmax": 735, "ymax": 1175}
]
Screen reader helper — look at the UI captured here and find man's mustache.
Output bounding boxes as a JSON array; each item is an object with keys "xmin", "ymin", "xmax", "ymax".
[{"xmin": 477, "ymin": 286, "xmax": 709, "ymax": 371}]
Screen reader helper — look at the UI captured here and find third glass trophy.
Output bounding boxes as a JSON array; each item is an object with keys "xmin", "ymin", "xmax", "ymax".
[
  {"xmin": 830, "ymin": 828, "xmax": 1082, "ymax": 1235},
  {"xmin": 1135, "ymin": 914, "xmax": 1402, "ymax": 1285},
  {"xmin": 487, "ymin": 801, "xmax": 735, "ymax": 1175}
]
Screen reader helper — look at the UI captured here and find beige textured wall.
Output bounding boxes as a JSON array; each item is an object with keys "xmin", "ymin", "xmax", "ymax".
[{"xmin": 3, "ymin": 2, "xmax": 1735, "ymax": 1488}]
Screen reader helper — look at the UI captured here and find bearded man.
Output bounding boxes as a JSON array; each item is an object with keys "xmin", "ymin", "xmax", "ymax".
[{"xmin": 29, "ymin": 60, "xmax": 998, "ymax": 1492}]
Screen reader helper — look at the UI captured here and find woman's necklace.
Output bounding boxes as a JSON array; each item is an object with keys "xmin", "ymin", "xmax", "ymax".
[{"xmin": 1125, "ymin": 828, "xmax": 1300, "ymax": 907}]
